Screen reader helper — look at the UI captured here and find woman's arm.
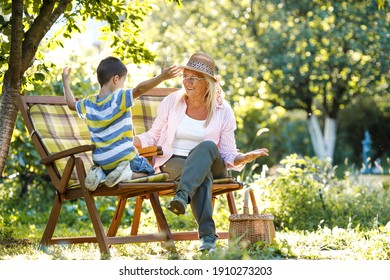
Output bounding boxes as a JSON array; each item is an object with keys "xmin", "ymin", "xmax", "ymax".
[{"xmin": 217, "ymin": 104, "xmax": 269, "ymax": 169}]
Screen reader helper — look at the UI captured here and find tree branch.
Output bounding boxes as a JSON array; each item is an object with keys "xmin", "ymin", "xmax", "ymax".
[{"xmin": 21, "ymin": 0, "xmax": 71, "ymax": 73}]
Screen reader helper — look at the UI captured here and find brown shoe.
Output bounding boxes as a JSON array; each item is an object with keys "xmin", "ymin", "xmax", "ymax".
[{"xmin": 167, "ymin": 191, "xmax": 188, "ymax": 215}]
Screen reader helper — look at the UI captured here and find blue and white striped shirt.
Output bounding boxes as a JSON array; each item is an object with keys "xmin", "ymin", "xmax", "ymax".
[{"xmin": 76, "ymin": 88, "xmax": 137, "ymax": 173}]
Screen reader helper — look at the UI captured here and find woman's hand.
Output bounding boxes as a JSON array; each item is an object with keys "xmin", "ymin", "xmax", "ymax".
[
  {"xmin": 134, "ymin": 136, "xmax": 142, "ymax": 149},
  {"xmin": 243, "ymin": 148, "xmax": 269, "ymax": 163},
  {"xmin": 234, "ymin": 148, "xmax": 269, "ymax": 166}
]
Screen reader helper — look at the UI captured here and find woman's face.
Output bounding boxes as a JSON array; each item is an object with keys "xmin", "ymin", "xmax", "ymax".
[{"xmin": 182, "ymin": 69, "xmax": 207, "ymax": 99}]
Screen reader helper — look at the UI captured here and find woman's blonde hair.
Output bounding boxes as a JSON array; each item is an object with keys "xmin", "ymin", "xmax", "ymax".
[{"xmin": 203, "ymin": 75, "xmax": 217, "ymax": 127}]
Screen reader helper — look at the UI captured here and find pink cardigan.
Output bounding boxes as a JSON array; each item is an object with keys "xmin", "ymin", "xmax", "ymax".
[{"xmin": 137, "ymin": 90, "xmax": 245, "ymax": 172}]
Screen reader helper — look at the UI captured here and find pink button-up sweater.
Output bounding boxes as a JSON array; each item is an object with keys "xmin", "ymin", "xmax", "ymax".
[{"xmin": 137, "ymin": 90, "xmax": 245, "ymax": 172}]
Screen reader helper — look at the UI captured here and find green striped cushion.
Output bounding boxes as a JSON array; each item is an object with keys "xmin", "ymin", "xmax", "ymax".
[
  {"xmin": 30, "ymin": 104, "xmax": 93, "ymax": 185},
  {"xmin": 132, "ymin": 95, "xmax": 164, "ymax": 134},
  {"xmin": 117, "ymin": 172, "xmax": 169, "ymax": 184},
  {"xmin": 213, "ymin": 177, "xmax": 237, "ymax": 184}
]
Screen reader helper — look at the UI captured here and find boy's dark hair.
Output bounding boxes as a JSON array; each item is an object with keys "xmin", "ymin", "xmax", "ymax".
[{"xmin": 97, "ymin": 56, "xmax": 128, "ymax": 87}]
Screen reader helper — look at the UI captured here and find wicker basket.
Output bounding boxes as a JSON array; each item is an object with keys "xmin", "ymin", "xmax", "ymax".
[{"xmin": 228, "ymin": 188, "xmax": 275, "ymax": 246}]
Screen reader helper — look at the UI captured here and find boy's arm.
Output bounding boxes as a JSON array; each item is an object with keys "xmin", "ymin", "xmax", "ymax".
[
  {"xmin": 132, "ymin": 64, "xmax": 180, "ymax": 99},
  {"xmin": 62, "ymin": 67, "xmax": 77, "ymax": 111}
]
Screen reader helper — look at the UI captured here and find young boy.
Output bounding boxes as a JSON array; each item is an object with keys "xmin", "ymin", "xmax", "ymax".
[{"xmin": 62, "ymin": 56, "xmax": 180, "ymax": 191}]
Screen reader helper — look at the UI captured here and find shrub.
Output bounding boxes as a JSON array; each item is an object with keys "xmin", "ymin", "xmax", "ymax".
[{"xmin": 251, "ymin": 154, "xmax": 390, "ymax": 231}]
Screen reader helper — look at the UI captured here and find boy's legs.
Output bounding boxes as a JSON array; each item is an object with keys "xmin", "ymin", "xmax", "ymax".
[
  {"xmin": 105, "ymin": 154, "xmax": 155, "ymax": 187},
  {"xmin": 130, "ymin": 154, "xmax": 155, "ymax": 178},
  {"xmin": 105, "ymin": 161, "xmax": 132, "ymax": 187},
  {"xmin": 85, "ymin": 165, "xmax": 106, "ymax": 191}
]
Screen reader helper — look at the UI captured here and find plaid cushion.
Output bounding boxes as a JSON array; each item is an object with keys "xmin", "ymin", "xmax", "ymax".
[
  {"xmin": 117, "ymin": 172, "xmax": 169, "ymax": 184},
  {"xmin": 30, "ymin": 104, "xmax": 93, "ymax": 185},
  {"xmin": 132, "ymin": 95, "xmax": 164, "ymax": 134},
  {"xmin": 213, "ymin": 177, "xmax": 237, "ymax": 184}
]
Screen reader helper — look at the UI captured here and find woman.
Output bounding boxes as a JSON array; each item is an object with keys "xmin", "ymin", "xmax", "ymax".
[{"xmin": 134, "ymin": 52, "xmax": 269, "ymax": 251}]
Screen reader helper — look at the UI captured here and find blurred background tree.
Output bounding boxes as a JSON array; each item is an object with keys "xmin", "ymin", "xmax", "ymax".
[{"xmin": 143, "ymin": 0, "xmax": 389, "ymax": 173}]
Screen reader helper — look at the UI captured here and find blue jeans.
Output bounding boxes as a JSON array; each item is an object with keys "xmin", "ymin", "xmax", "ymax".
[
  {"xmin": 130, "ymin": 154, "xmax": 155, "ymax": 175},
  {"xmin": 160, "ymin": 141, "xmax": 228, "ymax": 238}
]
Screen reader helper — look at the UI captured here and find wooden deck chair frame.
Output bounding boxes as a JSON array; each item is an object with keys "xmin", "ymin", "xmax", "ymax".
[{"xmin": 17, "ymin": 88, "xmax": 243, "ymax": 256}]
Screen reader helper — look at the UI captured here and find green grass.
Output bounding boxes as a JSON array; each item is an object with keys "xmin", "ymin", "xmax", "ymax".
[{"xmin": 1, "ymin": 223, "xmax": 389, "ymax": 260}]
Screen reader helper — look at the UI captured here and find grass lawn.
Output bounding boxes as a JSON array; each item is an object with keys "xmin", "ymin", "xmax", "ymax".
[{"xmin": 1, "ymin": 224, "xmax": 389, "ymax": 260}]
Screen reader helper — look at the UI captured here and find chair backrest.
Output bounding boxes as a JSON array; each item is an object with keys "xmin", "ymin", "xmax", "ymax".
[
  {"xmin": 17, "ymin": 96, "xmax": 93, "ymax": 186},
  {"xmin": 132, "ymin": 88, "xmax": 179, "ymax": 134},
  {"xmin": 17, "ymin": 88, "xmax": 179, "ymax": 187}
]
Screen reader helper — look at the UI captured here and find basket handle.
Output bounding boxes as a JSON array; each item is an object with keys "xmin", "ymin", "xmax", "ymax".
[{"xmin": 243, "ymin": 188, "xmax": 259, "ymax": 215}]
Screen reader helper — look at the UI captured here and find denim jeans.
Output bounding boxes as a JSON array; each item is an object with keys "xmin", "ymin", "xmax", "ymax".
[
  {"xmin": 160, "ymin": 141, "xmax": 227, "ymax": 238},
  {"xmin": 130, "ymin": 154, "xmax": 155, "ymax": 175}
]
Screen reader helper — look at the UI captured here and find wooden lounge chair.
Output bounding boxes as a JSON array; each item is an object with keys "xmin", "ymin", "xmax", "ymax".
[{"xmin": 17, "ymin": 87, "xmax": 243, "ymax": 255}]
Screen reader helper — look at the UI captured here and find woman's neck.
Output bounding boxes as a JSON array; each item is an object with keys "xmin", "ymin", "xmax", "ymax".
[
  {"xmin": 186, "ymin": 95, "xmax": 205, "ymax": 107},
  {"xmin": 185, "ymin": 96, "xmax": 208, "ymax": 120}
]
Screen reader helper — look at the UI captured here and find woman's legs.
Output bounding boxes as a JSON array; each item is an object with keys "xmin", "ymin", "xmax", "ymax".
[{"xmin": 161, "ymin": 141, "xmax": 227, "ymax": 238}]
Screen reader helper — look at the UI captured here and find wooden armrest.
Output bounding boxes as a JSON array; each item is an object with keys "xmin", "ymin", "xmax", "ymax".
[
  {"xmin": 138, "ymin": 146, "xmax": 163, "ymax": 157},
  {"xmin": 141, "ymin": 151, "xmax": 164, "ymax": 158},
  {"xmin": 40, "ymin": 144, "xmax": 95, "ymax": 164}
]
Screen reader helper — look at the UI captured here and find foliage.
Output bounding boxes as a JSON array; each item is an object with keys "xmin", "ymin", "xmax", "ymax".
[
  {"xmin": 143, "ymin": 0, "xmax": 389, "ymax": 163},
  {"xmin": 254, "ymin": 154, "xmax": 390, "ymax": 230},
  {"xmin": 0, "ymin": 0, "xmax": 182, "ymax": 71}
]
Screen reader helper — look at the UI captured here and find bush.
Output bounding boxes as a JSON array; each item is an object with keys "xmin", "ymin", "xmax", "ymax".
[{"xmin": 251, "ymin": 154, "xmax": 390, "ymax": 231}]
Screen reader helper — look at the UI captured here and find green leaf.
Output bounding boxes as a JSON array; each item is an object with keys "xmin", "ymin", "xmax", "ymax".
[{"xmin": 34, "ymin": 73, "xmax": 45, "ymax": 81}]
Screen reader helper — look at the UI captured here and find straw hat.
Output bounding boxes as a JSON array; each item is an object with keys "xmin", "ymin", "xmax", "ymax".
[{"xmin": 181, "ymin": 52, "xmax": 217, "ymax": 81}]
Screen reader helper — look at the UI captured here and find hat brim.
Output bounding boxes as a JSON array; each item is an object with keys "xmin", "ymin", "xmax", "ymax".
[{"xmin": 180, "ymin": 65, "xmax": 217, "ymax": 81}]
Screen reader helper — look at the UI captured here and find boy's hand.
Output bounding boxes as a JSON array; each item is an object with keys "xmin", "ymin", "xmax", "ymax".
[
  {"xmin": 62, "ymin": 67, "xmax": 72, "ymax": 85},
  {"xmin": 62, "ymin": 67, "xmax": 76, "ymax": 111},
  {"xmin": 161, "ymin": 64, "xmax": 181, "ymax": 80}
]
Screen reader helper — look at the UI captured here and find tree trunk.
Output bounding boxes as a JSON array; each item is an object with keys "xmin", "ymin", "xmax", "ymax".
[
  {"xmin": 0, "ymin": 80, "xmax": 21, "ymax": 177},
  {"xmin": 307, "ymin": 114, "xmax": 337, "ymax": 163},
  {"xmin": 0, "ymin": 0, "xmax": 71, "ymax": 175},
  {"xmin": 0, "ymin": 0, "xmax": 23, "ymax": 176}
]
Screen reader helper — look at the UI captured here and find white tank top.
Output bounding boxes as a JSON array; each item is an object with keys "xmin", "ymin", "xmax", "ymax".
[{"xmin": 172, "ymin": 115, "xmax": 206, "ymax": 156}]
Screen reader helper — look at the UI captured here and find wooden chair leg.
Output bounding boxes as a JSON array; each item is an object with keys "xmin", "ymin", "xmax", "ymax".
[
  {"xmin": 39, "ymin": 194, "xmax": 62, "ymax": 250},
  {"xmin": 226, "ymin": 192, "xmax": 238, "ymax": 214},
  {"xmin": 75, "ymin": 158, "xmax": 110, "ymax": 254},
  {"xmin": 131, "ymin": 196, "xmax": 144, "ymax": 236},
  {"xmin": 107, "ymin": 196, "xmax": 127, "ymax": 237},
  {"xmin": 83, "ymin": 190, "xmax": 110, "ymax": 254},
  {"xmin": 148, "ymin": 192, "xmax": 175, "ymax": 248}
]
